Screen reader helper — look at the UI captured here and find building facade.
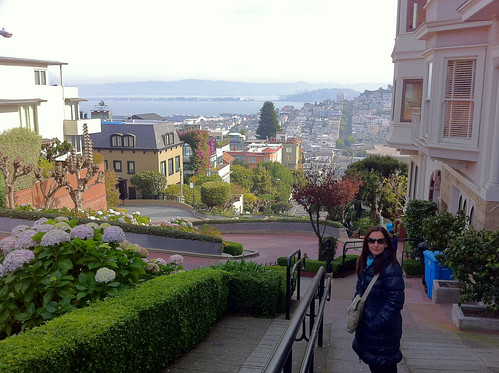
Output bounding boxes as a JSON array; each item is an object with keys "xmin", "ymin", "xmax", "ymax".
[
  {"xmin": 91, "ymin": 121, "xmax": 183, "ymax": 199},
  {"xmin": 0, "ymin": 56, "xmax": 101, "ymax": 152},
  {"xmin": 387, "ymin": 0, "xmax": 499, "ymax": 230}
]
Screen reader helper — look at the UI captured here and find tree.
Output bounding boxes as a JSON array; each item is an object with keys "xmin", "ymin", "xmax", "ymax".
[
  {"xmin": 380, "ymin": 174, "xmax": 408, "ymax": 222},
  {"xmin": 345, "ymin": 155, "xmax": 408, "ymax": 223},
  {"xmin": 105, "ymin": 171, "xmax": 121, "ymax": 209},
  {"xmin": 0, "ymin": 127, "xmax": 41, "ymax": 208},
  {"xmin": 130, "ymin": 171, "xmax": 167, "ymax": 199},
  {"xmin": 256, "ymin": 101, "xmax": 281, "ymax": 140},
  {"xmin": 292, "ymin": 167, "xmax": 361, "ymax": 260},
  {"xmin": 231, "ymin": 164, "xmax": 253, "ymax": 190},
  {"xmin": 179, "ymin": 130, "xmax": 213, "ymax": 175},
  {"xmin": 34, "ymin": 140, "xmax": 73, "ymax": 209},
  {"xmin": 252, "ymin": 166, "xmax": 272, "ymax": 196},
  {"xmin": 200, "ymin": 181, "xmax": 230, "ymax": 209}
]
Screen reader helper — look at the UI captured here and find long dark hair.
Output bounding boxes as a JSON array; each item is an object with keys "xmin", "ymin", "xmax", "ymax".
[{"xmin": 356, "ymin": 226, "xmax": 398, "ymax": 277}]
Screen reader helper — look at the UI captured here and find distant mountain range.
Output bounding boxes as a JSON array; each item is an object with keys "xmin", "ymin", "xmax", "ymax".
[{"xmin": 77, "ymin": 79, "xmax": 387, "ymax": 100}]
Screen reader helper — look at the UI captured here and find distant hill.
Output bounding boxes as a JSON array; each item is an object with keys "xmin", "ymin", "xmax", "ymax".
[
  {"xmin": 77, "ymin": 79, "xmax": 368, "ymax": 98},
  {"xmin": 280, "ymin": 88, "xmax": 360, "ymax": 102}
]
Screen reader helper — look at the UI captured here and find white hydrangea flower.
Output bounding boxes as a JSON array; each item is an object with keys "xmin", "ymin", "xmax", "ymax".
[{"xmin": 95, "ymin": 267, "xmax": 116, "ymax": 283}]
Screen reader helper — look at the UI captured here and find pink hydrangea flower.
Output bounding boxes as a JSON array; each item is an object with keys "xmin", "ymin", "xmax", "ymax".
[{"xmin": 168, "ymin": 254, "xmax": 184, "ymax": 266}]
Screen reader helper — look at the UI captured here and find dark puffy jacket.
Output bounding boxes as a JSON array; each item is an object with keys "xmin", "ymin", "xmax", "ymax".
[{"xmin": 352, "ymin": 254, "xmax": 405, "ymax": 366}]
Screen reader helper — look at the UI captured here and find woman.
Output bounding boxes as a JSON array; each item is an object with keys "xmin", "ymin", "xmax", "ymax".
[{"xmin": 352, "ymin": 226, "xmax": 405, "ymax": 373}]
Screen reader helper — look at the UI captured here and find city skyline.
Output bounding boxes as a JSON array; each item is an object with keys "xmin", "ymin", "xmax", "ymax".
[{"xmin": 0, "ymin": 0, "xmax": 397, "ymax": 88}]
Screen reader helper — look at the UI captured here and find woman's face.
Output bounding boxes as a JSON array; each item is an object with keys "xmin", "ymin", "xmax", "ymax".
[{"xmin": 367, "ymin": 231, "xmax": 387, "ymax": 257}]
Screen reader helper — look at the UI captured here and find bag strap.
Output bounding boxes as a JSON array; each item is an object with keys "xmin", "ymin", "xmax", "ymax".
[{"xmin": 361, "ymin": 273, "xmax": 379, "ymax": 301}]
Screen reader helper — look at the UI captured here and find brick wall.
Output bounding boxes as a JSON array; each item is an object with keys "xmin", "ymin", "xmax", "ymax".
[{"xmin": 8, "ymin": 164, "xmax": 107, "ymax": 211}]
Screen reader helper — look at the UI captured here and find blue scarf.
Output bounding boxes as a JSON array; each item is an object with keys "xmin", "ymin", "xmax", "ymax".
[{"xmin": 366, "ymin": 253, "xmax": 374, "ymax": 267}]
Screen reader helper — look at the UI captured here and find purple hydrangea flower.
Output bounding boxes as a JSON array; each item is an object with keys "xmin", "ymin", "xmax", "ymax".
[
  {"xmin": 40, "ymin": 229, "xmax": 71, "ymax": 246},
  {"xmin": 102, "ymin": 226, "xmax": 125, "ymax": 243},
  {"xmin": 0, "ymin": 264, "xmax": 6, "ymax": 277},
  {"xmin": 2, "ymin": 249, "xmax": 35, "ymax": 274},
  {"xmin": 13, "ymin": 229, "xmax": 38, "ymax": 250},
  {"xmin": 0, "ymin": 236, "xmax": 17, "ymax": 254},
  {"xmin": 70, "ymin": 225, "xmax": 95, "ymax": 240},
  {"xmin": 168, "ymin": 254, "xmax": 184, "ymax": 266},
  {"xmin": 11, "ymin": 225, "xmax": 30, "ymax": 236}
]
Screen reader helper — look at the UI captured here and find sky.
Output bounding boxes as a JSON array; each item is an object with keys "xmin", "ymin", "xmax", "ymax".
[{"xmin": 0, "ymin": 0, "xmax": 397, "ymax": 87}]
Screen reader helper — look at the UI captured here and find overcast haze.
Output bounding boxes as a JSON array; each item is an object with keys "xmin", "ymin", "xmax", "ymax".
[{"xmin": 0, "ymin": 0, "xmax": 397, "ymax": 88}]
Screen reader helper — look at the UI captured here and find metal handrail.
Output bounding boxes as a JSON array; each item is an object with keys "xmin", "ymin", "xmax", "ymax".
[
  {"xmin": 340, "ymin": 239, "xmax": 364, "ymax": 277},
  {"xmin": 263, "ymin": 266, "xmax": 330, "ymax": 373},
  {"xmin": 286, "ymin": 250, "xmax": 304, "ymax": 320}
]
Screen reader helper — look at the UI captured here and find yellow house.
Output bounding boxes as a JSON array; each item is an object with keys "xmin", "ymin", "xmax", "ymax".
[{"xmin": 90, "ymin": 120, "xmax": 183, "ymax": 199}]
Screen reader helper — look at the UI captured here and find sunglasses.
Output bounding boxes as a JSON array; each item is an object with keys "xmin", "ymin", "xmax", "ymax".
[{"xmin": 367, "ymin": 238, "xmax": 386, "ymax": 245}]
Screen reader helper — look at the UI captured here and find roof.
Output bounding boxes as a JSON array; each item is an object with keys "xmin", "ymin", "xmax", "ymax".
[
  {"xmin": 223, "ymin": 152, "xmax": 236, "ymax": 164},
  {"xmin": 0, "ymin": 98, "xmax": 47, "ymax": 106},
  {"xmin": 129, "ymin": 113, "xmax": 165, "ymax": 121},
  {"xmin": 0, "ymin": 56, "xmax": 67, "ymax": 67},
  {"xmin": 90, "ymin": 121, "xmax": 182, "ymax": 150}
]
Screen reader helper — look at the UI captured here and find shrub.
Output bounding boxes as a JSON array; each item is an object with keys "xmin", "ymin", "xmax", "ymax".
[
  {"xmin": 0, "ymin": 219, "xmax": 183, "ymax": 339},
  {"xmin": 421, "ymin": 210, "xmax": 468, "ymax": 251},
  {"xmin": 443, "ymin": 229, "xmax": 499, "ymax": 311},
  {"xmin": 0, "ymin": 172, "xmax": 5, "ymax": 209},
  {"xmin": 200, "ymin": 181, "xmax": 230, "ymax": 209},
  {"xmin": 210, "ymin": 259, "xmax": 284, "ymax": 317},
  {"xmin": 277, "ymin": 254, "xmax": 358, "ymax": 277},
  {"xmin": 354, "ymin": 217, "xmax": 376, "ymax": 236},
  {"xmin": 403, "ymin": 258, "xmax": 423, "ymax": 276},
  {"xmin": 104, "ymin": 171, "xmax": 121, "ymax": 209},
  {"xmin": 0, "ymin": 270, "xmax": 230, "ymax": 372},
  {"xmin": 402, "ymin": 200, "xmax": 438, "ymax": 242},
  {"xmin": 222, "ymin": 241, "xmax": 243, "ymax": 256}
]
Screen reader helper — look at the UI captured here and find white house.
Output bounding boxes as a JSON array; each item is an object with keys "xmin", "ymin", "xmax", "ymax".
[
  {"xmin": 387, "ymin": 0, "xmax": 499, "ymax": 231},
  {"xmin": 0, "ymin": 56, "xmax": 100, "ymax": 152}
]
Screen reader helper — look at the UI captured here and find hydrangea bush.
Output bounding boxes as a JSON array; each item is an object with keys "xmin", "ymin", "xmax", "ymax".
[{"xmin": 0, "ymin": 218, "xmax": 183, "ymax": 339}]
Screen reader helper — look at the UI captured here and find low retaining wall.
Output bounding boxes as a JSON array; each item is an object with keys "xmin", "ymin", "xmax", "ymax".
[
  {"xmin": 212, "ymin": 222, "xmax": 342, "ymax": 237},
  {"xmin": 0, "ymin": 217, "xmax": 222, "ymax": 256}
]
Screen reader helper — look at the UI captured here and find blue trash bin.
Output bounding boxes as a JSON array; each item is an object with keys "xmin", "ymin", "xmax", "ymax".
[
  {"xmin": 423, "ymin": 250, "xmax": 453, "ymax": 299},
  {"xmin": 386, "ymin": 223, "xmax": 393, "ymax": 232}
]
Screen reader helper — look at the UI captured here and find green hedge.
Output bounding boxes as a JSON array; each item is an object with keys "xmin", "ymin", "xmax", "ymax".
[
  {"xmin": 223, "ymin": 240, "xmax": 243, "ymax": 256},
  {"xmin": 277, "ymin": 255, "xmax": 359, "ymax": 277},
  {"xmin": 403, "ymin": 258, "xmax": 423, "ymax": 276},
  {"xmin": 0, "ymin": 270, "xmax": 230, "ymax": 373},
  {"xmin": 193, "ymin": 217, "xmax": 343, "ymax": 228},
  {"xmin": 226, "ymin": 269, "xmax": 283, "ymax": 318}
]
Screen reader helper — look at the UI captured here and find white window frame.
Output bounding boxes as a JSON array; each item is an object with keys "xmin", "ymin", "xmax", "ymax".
[
  {"xmin": 436, "ymin": 47, "xmax": 485, "ymax": 149},
  {"xmin": 34, "ymin": 69, "xmax": 47, "ymax": 85},
  {"xmin": 19, "ymin": 105, "xmax": 38, "ymax": 133},
  {"xmin": 113, "ymin": 160, "xmax": 122, "ymax": 172}
]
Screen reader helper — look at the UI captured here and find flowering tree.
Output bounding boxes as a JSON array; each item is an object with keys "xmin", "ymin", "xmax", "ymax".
[
  {"xmin": 179, "ymin": 130, "xmax": 213, "ymax": 175},
  {"xmin": 292, "ymin": 167, "xmax": 361, "ymax": 260},
  {"xmin": 0, "ymin": 218, "xmax": 183, "ymax": 338}
]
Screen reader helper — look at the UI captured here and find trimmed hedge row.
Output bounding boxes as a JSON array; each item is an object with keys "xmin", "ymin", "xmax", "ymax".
[
  {"xmin": 222, "ymin": 240, "xmax": 243, "ymax": 256},
  {"xmin": 277, "ymin": 255, "xmax": 359, "ymax": 277},
  {"xmin": 193, "ymin": 217, "xmax": 343, "ymax": 228},
  {"xmin": 402, "ymin": 258, "xmax": 423, "ymax": 276},
  {"xmin": 0, "ymin": 270, "xmax": 231, "ymax": 373}
]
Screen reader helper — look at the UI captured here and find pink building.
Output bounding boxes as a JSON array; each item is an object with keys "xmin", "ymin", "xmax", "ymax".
[{"xmin": 388, "ymin": 0, "xmax": 499, "ymax": 230}]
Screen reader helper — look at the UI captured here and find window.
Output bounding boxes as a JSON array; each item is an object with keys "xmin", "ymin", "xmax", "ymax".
[
  {"xmin": 286, "ymin": 156, "xmax": 292, "ymax": 161},
  {"xmin": 113, "ymin": 161, "xmax": 122, "ymax": 172},
  {"xmin": 400, "ymin": 79, "xmax": 423, "ymax": 122},
  {"xmin": 248, "ymin": 157, "xmax": 256, "ymax": 164},
  {"xmin": 111, "ymin": 134, "xmax": 123, "ymax": 147},
  {"xmin": 123, "ymin": 135, "xmax": 135, "ymax": 147},
  {"xmin": 160, "ymin": 161, "xmax": 167, "ymax": 175},
  {"xmin": 406, "ymin": 0, "xmax": 426, "ymax": 32},
  {"xmin": 175, "ymin": 155, "xmax": 181, "ymax": 172},
  {"xmin": 19, "ymin": 105, "xmax": 38, "ymax": 132},
  {"xmin": 443, "ymin": 59, "xmax": 477, "ymax": 139},
  {"xmin": 34, "ymin": 70, "xmax": 46, "ymax": 85},
  {"xmin": 162, "ymin": 132, "xmax": 175, "ymax": 146},
  {"xmin": 426, "ymin": 61, "xmax": 433, "ymax": 100},
  {"xmin": 104, "ymin": 160, "xmax": 108, "ymax": 171},
  {"xmin": 127, "ymin": 161, "xmax": 135, "ymax": 174},
  {"xmin": 285, "ymin": 147, "xmax": 292, "ymax": 153},
  {"xmin": 168, "ymin": 158, "xmax": 174, "ymax": 175}
]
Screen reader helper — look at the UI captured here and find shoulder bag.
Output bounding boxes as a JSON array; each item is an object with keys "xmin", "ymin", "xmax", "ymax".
[{"xmin": 346, "ymin": 273, "xmax": 379, "ymax": 334}]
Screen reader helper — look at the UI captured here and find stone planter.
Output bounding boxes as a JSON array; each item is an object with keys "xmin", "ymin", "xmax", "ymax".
[
  {"xmin": 452, "ymin": 304, "xmax": 499, "ymax": 332},
  {"xmin": 432, "ymin": 279, "xmax": 461, "ymax": 304}
]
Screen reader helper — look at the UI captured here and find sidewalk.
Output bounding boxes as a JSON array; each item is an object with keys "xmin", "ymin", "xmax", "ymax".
[{"xmin": 162, "ymin": 273, "xmax": 499, "ymax": 372}]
